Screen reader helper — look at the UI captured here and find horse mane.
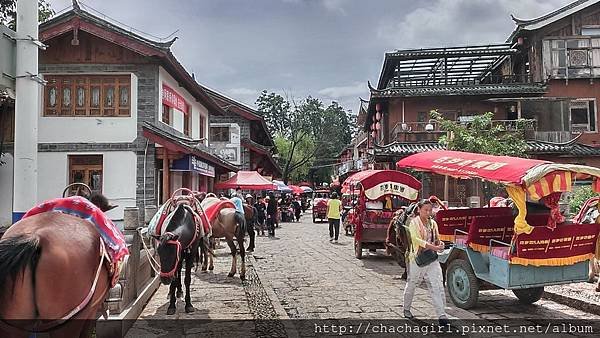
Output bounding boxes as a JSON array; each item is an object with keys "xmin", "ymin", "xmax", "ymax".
[{"xmin": 0, "ymin": 234, "xmax": 42, "ymax": 301}]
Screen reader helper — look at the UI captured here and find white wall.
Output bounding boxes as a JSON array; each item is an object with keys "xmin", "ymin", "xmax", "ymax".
[
  {"xmin": 38, "ymin": 73, "xmax": 138, "ymax": 143},
  {"xmin": 36, "ymin": 151, "xmax": 137, "ymax": 220},
  {"xmin": 159, "ymin": 67, "xmax": 209, "ymax": 145},
  {"xmin": 0, "ymin": 154, "xmax": 14, "ymax": 226}
]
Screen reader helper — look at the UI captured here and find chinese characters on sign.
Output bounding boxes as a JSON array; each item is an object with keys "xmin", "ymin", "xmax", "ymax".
[
  {"xmin": 162, "ymin": 84, "xmax": 188, "ymax": 113},
  {"xmin": 432, "ymin": 156, "xmax": 508, "ymax": 171},
  {"xmin": 190, "ymin": 156, "xmax": 215, "ymax": 177}
]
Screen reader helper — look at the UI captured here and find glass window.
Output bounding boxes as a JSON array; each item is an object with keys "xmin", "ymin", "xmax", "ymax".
[
  {"xmin": 68, "ymin": 155, "xmax": 103, "ymax": 194},
  {"xmin": 570, "ymin": 100, "xmax": 597, "ymax": 132},
  {"xmin": 210, "ymin": 126, "xmax": 230, "ymax": 142}
]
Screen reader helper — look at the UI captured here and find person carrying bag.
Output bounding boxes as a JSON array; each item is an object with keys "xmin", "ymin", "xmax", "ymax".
[{"xmin": 403, "ymin": 199, "xmax": 449, "ymax": 325}]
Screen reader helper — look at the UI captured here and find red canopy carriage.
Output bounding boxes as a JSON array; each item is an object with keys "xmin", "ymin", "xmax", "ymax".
[
  {"xmin": 343, "ymin": 170, "xmax": 421, "ymax": 259},
  {"xmin": 397, "ymin": 150, "xmax": 600, "ymax": 309}
]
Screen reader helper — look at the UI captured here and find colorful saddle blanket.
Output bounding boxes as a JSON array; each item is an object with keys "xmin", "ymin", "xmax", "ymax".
[{"xmin": 23, "ymin": 196, "xmax": 129, "ymax": 263}]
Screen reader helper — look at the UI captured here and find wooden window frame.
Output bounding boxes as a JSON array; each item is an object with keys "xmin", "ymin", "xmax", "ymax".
[
  {"xmin": 199, "ymin": 114, "xmax": 205, "ymax": 140},
  {"xmin": 162, "ymin": 104, "xmax": 171, "ymax": 126},
  {"xmin": 43, "ymin": 75, "xmax": 131, "ymax": 117},
  {"xmin": 570, "ymin": 98, "xmax": 597, "ymax": 133},
  {"xmin": 68, "ymin": 155, "xmax": 104, "ymax": 194},
  {"xmin": 184, "ymin": 107, "xmax": 191, "ymax": 137}
]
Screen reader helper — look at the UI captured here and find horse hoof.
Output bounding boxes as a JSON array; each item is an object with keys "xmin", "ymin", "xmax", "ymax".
[
  {"xmin": 209, "ymin": 266, "xmax": 214, "ymax": 271},
  {"xmin": 167, "ymin": 307, "xmax": 176, "ymax": 315},
  {"xmin": 240, "ymin": 275, "xmax": 246, "ymax": 281},
  {"xmin": 176, "ymin": 291, "xmax": 183, "ymax": 299},
  {"xmin": 185, "ymin": 305, "xmax": 195, "ymax": 313},
  {"xmin": 228, "ymin": 272, "xmax": 235, "ymax": 277}
]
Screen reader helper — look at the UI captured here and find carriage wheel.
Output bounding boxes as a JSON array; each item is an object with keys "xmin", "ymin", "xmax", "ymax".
[
  {"xmin": 512, "ymin": 287, "xmax": 544, "ymax": 305},
  {"xmin": 447, "ymin": 259, "xmax": 479, "ymax": 309},
  {"xmin": 354, "ymin": 239, "xmax": 363, "ymax": 259},
  {"xmin": 62, "ymin": 183, "xmax": 92, "ymax": 198}
]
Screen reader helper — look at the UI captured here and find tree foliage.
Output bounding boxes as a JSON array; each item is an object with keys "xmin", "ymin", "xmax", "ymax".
[
  {"xmin": 432, "ymin": 111, "xmax": 529, "ymax": 157},
  {"xmin": 0, "ymin": 0, "xmax": 54, "ymax": 30},
  {"xmin": 256, "ymin": 91, "xmax": 353, "ymax": 184},
  {"xmin": 569, "ymin": 185, "xmax": 597, "ymax": 214}
]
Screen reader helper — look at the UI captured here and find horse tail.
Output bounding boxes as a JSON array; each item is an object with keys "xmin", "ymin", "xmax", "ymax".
[
  {"xmin": 0, "ymin": 234, "xmax": 42, "ymax": 310},
  {"xmin": 234, "ymin": 211, "xmax": 246, "ymax": 239}
]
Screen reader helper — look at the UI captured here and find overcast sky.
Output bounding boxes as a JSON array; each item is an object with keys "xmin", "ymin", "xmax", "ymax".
[{"xmin": 48, "ymin": 0, "xmax": 573, "ymax": 113}]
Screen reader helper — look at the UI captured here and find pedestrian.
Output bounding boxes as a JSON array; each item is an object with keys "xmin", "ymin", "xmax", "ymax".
[
  {"xmin": 403, "ymin": 199, "xmax": 448, "ymax": 325},
  {"xmin": 292, "ymin": 197, "xmax": 302, "ymax": 222},
  {"xmin": 230, "ymin": 186, "xmax": 245, "ymax": 217},
  {"xmin": 245, "ymin": 194, "xmax": 257, "ymax": 252},
  {"xmin": 327, "ymin": 192, "xmax": 342, "ymax": 243},
  {"xmin": 266, "ymin": 192, "xmax": 278, "ymax": 237},
  {"xmin": 254, "ymin": 196, "xmax": 267, "ymax": 236}
]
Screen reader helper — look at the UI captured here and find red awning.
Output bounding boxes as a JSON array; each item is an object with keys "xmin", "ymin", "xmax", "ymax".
[
  {"xmin": 343, "ymin": 170, "xmax": 422, "ymax": 191},
  {"xmin": 396, "ymin": 150, "xmax": 550, "ymax": 185},
  {"xmin": 287, "ymin": 185, "xmax": 305, "ymax": 195},
  {"xmin": 215, "ymin": 171, "xmax": 275, "ymax": 190}
]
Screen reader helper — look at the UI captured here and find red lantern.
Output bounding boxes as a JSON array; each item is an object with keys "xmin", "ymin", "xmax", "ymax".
[
  {"xmin": 371, "ymin": 131, "xmax": 377, "ymax": 138},
  {"xmin": 376, "ymin": 112, "xmax": 381, "ymax": 121},
  {"xmin": 375, "ymin": 122, "xmax": 381, "ymax": 130}
]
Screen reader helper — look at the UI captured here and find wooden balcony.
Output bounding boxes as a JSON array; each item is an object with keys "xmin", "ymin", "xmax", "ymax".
[{"xmin": 391, "ymin": 119, "xmax": 538, "ymax": 143}]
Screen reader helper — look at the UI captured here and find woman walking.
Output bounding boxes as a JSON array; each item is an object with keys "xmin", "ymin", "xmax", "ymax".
[
  {"xmin": 327, "ymin": 192, "xmax": 342, "ymax": 243},
  {"xmin": 403, "ymin": 199, "xmax": 449, "ymax": 325},
  {"xmin": 266, "ymin": 192, "xmax": 278, "ymax": 237}
]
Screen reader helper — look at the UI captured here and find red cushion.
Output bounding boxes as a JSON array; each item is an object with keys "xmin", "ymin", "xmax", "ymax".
[{"xmin": 490, "ymin": 246, "xmax": 510, "ymax": 260}]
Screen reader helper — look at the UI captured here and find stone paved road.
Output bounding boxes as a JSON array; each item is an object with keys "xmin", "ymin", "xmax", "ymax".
[
  {"xmin": 126, "ymin": 212, "xmax": 600, "ymax": 337},
  {"xmin": 252, "ymin": 212, "xmax": 600, "ymax": 331}
]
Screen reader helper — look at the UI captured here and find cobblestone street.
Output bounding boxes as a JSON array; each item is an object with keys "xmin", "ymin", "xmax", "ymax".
[
  {"xmin": 253, "ymin": 213, "xmax": 600, "ymax": 324},
  {"xmin": 126, "ymin": 211, "xmax": 600, "ymax": 337}
]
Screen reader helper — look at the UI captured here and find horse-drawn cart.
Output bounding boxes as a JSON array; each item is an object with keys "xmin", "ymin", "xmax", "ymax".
[
  {"xmin": 312, "ymin": 189, "xmax": 330, "ymax": 223},
  {"xmin": 343, "ymin": 170, "xmax": 421, "ymax": 259},
  {"xmin": 397, "ymin": 150, "xmax": 600, "ymax": 309}
]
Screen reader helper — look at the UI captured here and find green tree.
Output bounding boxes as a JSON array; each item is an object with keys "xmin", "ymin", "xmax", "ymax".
[
  {"xmin": 256, "ymin": 91, "xmax": 353, "ymax": 184},
  {"xmin": 432, "ymin": 111, "xmax": 531, "ymax": 200},
  {"xmin": 432, "ymin": 111, "xmax": 529, "ymax": 157},
  {"xmin": 0, "ymin": 0, "xmax": 54, "ymax": 30}
]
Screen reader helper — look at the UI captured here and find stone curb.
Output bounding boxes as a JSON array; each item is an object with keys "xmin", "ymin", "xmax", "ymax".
[
  {"xmin": 248, "ymin": 255, "xmax": 300, "ymax": 338},
  {"xmin": 542, "ymin": 290, "xmax": 600, "ymax": 316}
]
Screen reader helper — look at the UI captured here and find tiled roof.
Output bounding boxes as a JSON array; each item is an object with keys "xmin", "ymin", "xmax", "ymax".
[
  {"xmin": 142, "ymin": 122, "xmax": 239, "ymax": 172},
  {"xmin": 374, "ymin": 140, "xmax": 600, "ymax": 157},
  {"xmin": 526, "ymin": 140, "xmax": 600, "ymax": 156},
  {"xmin": 370, "ymin": 83, "xmax": 547, "ymax": 98},
  {"xmin": 507, "ymin": 0, "xmax": 600, "ymax": 42},
  {"xmin": 374, "ymin": 142, "xmax": 444, "ymax": 156},
  {"xmin": 240, "ymin": 138, "xmax": 282, "ymax": 175}
]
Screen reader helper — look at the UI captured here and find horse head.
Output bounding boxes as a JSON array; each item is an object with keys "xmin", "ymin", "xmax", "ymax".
[{"xmin": 155, "ymin": 203, "xmax": 196, "ymax": 285}]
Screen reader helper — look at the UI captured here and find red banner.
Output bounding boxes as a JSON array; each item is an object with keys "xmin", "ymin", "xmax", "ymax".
[
  {"xmin": 436, "ymin": 207, "xmax": 512, "ymax": 241},
  {"xmin": 513, "ymin": 223, "xmax": 599, "ymax": 266},
  {"xmin": 162, "ymin": 84, "xmax": 188, "ymax": 113}
]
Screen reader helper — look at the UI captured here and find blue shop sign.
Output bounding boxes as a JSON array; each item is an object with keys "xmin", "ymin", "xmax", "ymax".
[{"xmin": 171, "ymin": 155, "xmax": 215, "ymax": 177}]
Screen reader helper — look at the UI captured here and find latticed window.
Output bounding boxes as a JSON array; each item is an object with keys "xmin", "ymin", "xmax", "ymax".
[
  {"xmin": 44, "ymin": 75, "xmax": 131, "ymax": 117},
  {"xmin": 210, "ymin": 126, "xmax": 230, "ymax": 142}
]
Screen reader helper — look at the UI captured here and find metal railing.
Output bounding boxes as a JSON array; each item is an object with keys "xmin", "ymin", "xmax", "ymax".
[{"xmin": 390, "ymin": 74, "xmax": 534, "ymax": 88}]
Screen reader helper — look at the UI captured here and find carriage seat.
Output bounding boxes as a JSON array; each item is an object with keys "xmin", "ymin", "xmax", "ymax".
[
  {"xmin": 490, "ymin": 246, "xmax": 510, "ymax": 260},
  {"xmin": 436, "ymin": 207, "xmax": 512, "ymax": 242},
  {"xmin": 365, "ymin": 210, "xmax": 396, "ymax": 224},
  {"xmin": 526, "ymin": 213, "xmax": 551, "ymax": 227}
]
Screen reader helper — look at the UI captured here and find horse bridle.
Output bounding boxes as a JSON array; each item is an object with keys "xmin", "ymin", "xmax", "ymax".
[{"xmin": 158, "ymin": 219, "xmax": 199, "ymax": 279}]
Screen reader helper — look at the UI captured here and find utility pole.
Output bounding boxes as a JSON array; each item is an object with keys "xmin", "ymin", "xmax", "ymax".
[{"xmin": 12, "ymin": 0, "xmax": 41, "ymax": 222}]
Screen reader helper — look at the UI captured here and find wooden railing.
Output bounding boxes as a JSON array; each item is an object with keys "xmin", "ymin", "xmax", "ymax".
[
  {"xmin": 391, "ymin": 74, "xmax": 534, "ymax": 88},
  {"xmin": 391, "ymin": 119, "xmax": 537, "ymax": 142}
]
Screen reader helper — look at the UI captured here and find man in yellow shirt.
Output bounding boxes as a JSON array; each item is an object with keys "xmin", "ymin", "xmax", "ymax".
[{"xmin": 327, "ymin": 192, "xmax": 343, "ymax": 243}]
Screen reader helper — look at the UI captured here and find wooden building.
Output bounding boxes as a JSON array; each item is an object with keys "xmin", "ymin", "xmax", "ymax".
[
  {"xmin": 0, "ymin": 5, "xmax": 243, "ymax": 222},
  {"xmin": 364, "ymin": 0, "xmax": 600, "ymax": 206}
]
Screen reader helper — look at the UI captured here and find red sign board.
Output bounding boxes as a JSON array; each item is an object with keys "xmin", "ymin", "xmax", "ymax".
[{"xmin": 162, "ymin": 84, "xmax": 188, "ymax": 113}]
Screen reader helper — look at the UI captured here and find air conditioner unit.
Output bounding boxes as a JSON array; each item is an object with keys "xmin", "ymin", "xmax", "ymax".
[{"xmin": 468, "ymin": 196, "xmax": 480, "ymax": 208}]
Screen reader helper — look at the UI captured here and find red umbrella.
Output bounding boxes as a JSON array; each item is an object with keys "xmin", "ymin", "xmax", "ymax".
[
  {"xmin": 215, "ymin": 171, "xmax": 274, "ymax": 190},
  {"xmin": 287, "ymin": 185, "xmax": 305, "ymax": 195}
]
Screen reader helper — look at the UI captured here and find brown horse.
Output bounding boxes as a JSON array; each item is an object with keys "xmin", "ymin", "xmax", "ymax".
[
  {"xmin": 198, "ymin": 195, "xmax": 247, "ymax": 280},
  {"xmin": 385, "ymin": 206, "xmax": 416, "ymax": 280},
  {"xmin": 0, "ymin": 194, "xmax": 117, "ymax": 338}
]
